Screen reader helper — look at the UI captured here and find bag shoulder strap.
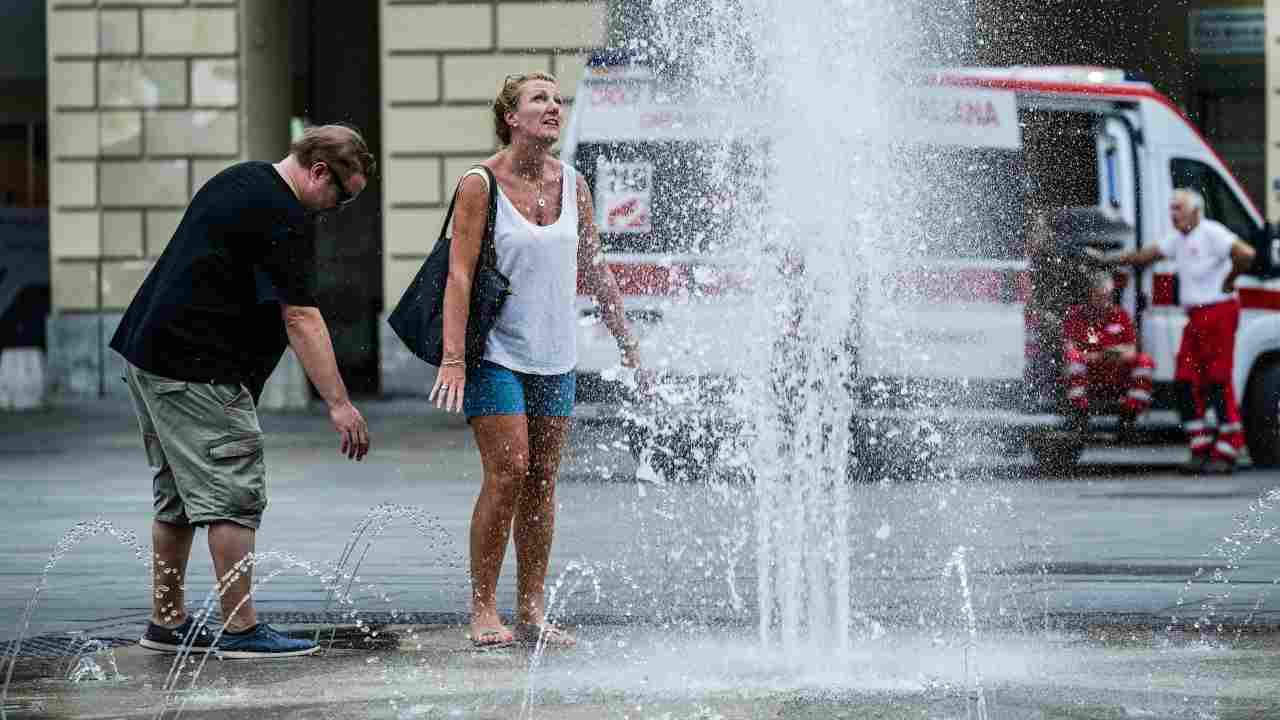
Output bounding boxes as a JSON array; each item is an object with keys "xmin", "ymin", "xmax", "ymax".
[
  {"xmin": 461, "ymin": 166, "xmax": 490, "ymax": 190},
  {"xmin": 436, "ymin": 165, "xmax": 499, "ymax": 269}
]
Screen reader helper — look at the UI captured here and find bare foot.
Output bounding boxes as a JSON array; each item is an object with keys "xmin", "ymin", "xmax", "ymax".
[
  {"xmin": 513, "ymin": 622, "xmax": 576, "ymax": 648},
  {"xmin": 469, "ymin": 616, "xmax": 513, "ymax": 647}
]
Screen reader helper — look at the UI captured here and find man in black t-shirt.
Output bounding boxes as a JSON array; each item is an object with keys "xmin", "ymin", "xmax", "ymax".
[{"xmin": 111, "ymin": 124, "xmax": 375, "ymax": 658}]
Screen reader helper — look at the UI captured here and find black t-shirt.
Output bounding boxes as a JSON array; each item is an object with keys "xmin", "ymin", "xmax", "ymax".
[{"xmin": 110, "ymin": 161, "xmax": 318, "ymax": 401}]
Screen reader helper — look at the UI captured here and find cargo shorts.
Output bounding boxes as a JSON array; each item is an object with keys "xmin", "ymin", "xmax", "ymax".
[{"xmin": 123, "ymin": 362, "xmax": 268, "ymax": 529}]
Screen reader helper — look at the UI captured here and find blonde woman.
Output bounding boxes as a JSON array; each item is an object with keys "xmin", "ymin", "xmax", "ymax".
[{"xmin": 433, "ymin": 73, "xmax": 644, "ymax": 647}]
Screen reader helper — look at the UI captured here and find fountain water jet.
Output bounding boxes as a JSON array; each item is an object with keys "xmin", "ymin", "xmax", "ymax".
[{"xmin": 1, "ymin": 519, "xmax": 147, "ymax": 720}]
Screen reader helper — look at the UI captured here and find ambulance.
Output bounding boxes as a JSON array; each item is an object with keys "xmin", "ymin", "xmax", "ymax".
[{"xmin": 561, "ymin": 52, "xmax": 1280, "ymax": 476}]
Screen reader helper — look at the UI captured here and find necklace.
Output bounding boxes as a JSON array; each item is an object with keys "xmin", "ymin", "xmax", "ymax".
[
  {"xmin": 526, "ymin": 167, "xmax": 546, "ymax": 209},
  {"xmin": 515, "ymin": 160, "xmax": 547, "ymax": 214}
]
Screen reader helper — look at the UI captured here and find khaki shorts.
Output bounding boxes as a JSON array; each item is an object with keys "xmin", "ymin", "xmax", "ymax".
[{"xmin": 124, "ymin": 362, "xmax": 267, "ymax": 529}]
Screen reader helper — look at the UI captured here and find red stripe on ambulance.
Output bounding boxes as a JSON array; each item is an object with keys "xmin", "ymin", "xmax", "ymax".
[{"xmin": 1151, "ymin": 273, "xmax": 1280, "ymax": 310}]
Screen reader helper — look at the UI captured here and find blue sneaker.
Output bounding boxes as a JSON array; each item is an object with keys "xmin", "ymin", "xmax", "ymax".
[
  {"xmin": 139, "ymin": 616, "xmax": 217, "ymax": 654},
  {"xmin": 214, "ymin": 623, "xmax": 319, "ymax": 659}
]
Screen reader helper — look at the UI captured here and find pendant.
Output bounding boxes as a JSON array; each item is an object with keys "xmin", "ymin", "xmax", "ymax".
[{"xmin": 537, "ymin": 198, "xmax": 546, "ymax": 207}]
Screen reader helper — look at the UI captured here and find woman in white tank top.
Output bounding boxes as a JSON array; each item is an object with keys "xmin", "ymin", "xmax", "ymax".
[{"xmin": 430, "ymin": 72, "xmax": 648, "ymax": 648}]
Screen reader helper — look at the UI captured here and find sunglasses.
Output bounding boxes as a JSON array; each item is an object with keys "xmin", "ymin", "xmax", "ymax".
[{"xmin": 325, "ymin": 163, "xmax": 357, "ymax": 207}]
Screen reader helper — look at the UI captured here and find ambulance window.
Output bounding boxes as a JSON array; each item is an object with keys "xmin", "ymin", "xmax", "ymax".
[{"xmin": 1170, "ymin": 158, "xmax": 1256, "ymax": 241}]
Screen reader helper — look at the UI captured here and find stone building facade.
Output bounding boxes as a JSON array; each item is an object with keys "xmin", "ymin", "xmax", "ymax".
[
  {"xmin": 41, "ymin": 0, "xmax": 605, "ymax": 400},
  {"xmin": 377, "ymin": 1, "xmax": 602, "ymax": 394},
  {"xmin": 28, "ymin": 0, "xmax": 1280, "ymax": 399},
  {"xmin": 44, "ymin": 0, "xmax": 291, "ymax": 396}
]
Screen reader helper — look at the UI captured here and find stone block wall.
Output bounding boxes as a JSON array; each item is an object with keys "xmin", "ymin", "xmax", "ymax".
[
  {"xmin": 45, "ymin": 0, "xmax": 289, "ymax": 396},
  {"xmin": 378, "ymin": 0, "xmax": 605, "ymax": 394},
  {"xmin": 45, "ymin": 0, "xmax": 609, "ymax": 396}
]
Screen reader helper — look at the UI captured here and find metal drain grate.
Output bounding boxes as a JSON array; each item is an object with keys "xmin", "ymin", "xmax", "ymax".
[
  {"xmin": 256, "ymin": 610, "xmax": 465, "ymax": 626},
  {"xmin": 0, "ymin": 636, "xmax": 135, "ymax": 659}
]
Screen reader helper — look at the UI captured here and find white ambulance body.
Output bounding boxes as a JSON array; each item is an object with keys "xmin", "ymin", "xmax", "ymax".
[{"xmin": 563, "ymin": 56, "xmax": 1280, "ymax": 470}]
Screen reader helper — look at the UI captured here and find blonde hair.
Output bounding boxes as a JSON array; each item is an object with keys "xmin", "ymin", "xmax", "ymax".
[
  {"xmin": 493, "ymin": 72, "xmax": 558, "ymax": 146},
  {"xmin": 289, "ymin": 123, "xmax": 376, "ymax": 179}
]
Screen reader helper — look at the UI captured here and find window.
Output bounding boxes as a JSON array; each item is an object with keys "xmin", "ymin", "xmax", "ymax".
[
  {"xmin": 883, "ymin": 144, "xmax": 1029, "ymax": 259},
  {"xmin": 1170, "ymin": 158, "xmax": 1257, "ymax": 241},
  {"xmin": 575, "ymin": 140, "xmax": 757, "ymax": 254}
]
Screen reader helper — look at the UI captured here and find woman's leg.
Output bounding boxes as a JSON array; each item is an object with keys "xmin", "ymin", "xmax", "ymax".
[
  {"xmin": 468, "ymin": 415, "xmax": 529, "ymax": 641},
  {"xmin": 514, "ymin": 415, "xmax": 572, "ymax": 628}
]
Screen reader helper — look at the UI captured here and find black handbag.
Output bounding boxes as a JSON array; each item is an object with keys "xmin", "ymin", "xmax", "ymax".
[{"xmin": 388, "ymin": 166, "xmax": 510, "ymax": 368}]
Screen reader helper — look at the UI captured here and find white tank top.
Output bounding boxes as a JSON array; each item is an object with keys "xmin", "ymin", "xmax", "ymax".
[{"xmin": 482, "ymin": 161, "xmax": 579, "ymax": 374}]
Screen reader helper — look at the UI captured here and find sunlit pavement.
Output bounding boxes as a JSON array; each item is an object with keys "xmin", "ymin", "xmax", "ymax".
[{"xmin": 4, "ymin": 398, "xmax": 1280, "ymax": 717}]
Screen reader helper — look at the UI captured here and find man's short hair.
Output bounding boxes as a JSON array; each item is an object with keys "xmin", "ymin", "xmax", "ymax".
[
  {"xmin": 290, "ymin": 124, "xmax": 376, "ymax": 181},
  {"xmin": 1173, "ymin": 187, "xmax": 1205, "ymax": 211}
]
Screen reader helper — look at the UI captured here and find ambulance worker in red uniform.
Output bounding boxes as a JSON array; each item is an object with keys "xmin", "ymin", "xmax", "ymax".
[
  {"xmin": 1061, "ymin": 271, "xmax": 1155, "ymax": 435},
  {"xmin": 1092, "ymin": 188, "xmax": 1256, "ymax": 475}
]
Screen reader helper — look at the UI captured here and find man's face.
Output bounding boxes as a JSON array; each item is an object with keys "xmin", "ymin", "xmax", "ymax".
[
  {"xmin": 1088, "ymin": 281, "xmax": 1113, "ymax": 312},
  {"xmin": 1170, "ymin": 196, "xmax": 1200, "ymax": 234},
  {"xmin": 305, "ymin": 162, "xmax": 368, "ymax": 211}
]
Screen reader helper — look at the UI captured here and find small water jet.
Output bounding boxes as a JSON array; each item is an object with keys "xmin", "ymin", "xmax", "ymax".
[
  {"xmin": 64, "ymin": 638, "xmax": 125, "ymax": 685},
  {"xmin": 519, "ymin": 560, "xmax": 604, "ymax": 720},
  {"xmin": 1, "ymin": 519, "xmax": 147, "ymax": 720},
  {"xmin": 945, "ymin": 546, "xmax": 989, "ymax": 720},
  {"xmin": 315, "ymin": 502, "xmax": 466, "ymax": 648}
]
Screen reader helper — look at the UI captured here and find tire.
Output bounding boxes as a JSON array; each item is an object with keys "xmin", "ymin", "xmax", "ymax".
[
  {"xmin": 1245, "ymin": 360, "xmax": 1280, "ymax": 468},
  {"xmin": 1028, "ymin": 431, "xmax": 1084, "ymax": 473},
  {"xmin": 846, "ymin": 417, "xmax": 891, "ymax": 483},
  {"xmin": 845, "ymin": 416, "xmax": 944, "ymax": 483},
  {"xmin": 625, "ymin": 409, "xmax": 744, "ymax": 483}
]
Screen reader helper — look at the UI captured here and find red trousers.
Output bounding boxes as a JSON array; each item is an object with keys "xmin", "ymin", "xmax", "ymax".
[
  {"xmin": 1064, "ymin": 349, "xmax": 1155, "ymax": 415},
  {"xmin": 1176, "ymin": 300, "xmax": 1243, "ymax": 462}
]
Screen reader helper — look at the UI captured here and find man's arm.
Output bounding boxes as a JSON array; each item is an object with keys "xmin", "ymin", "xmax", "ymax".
[
  {"xmin": 1224, "ymin": 238, "xmax": 1257, "ymax": 292},
  {"xmin": 282, "ymin": 304, "xmax": 369, "ymax": 460},
  {"xmin": 1088, "ymin": 244, "xmax": 1165, "ymax": 269}
]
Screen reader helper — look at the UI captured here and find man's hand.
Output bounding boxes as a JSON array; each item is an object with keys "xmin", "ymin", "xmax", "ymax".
[{"xmin": 329, "ymin": 401, "xmax": 370, "ymax": 460}]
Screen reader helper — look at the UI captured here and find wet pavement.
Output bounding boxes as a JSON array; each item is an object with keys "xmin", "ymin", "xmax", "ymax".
[
  {"xmin": 7, "ymin": 624, "xmax": 1280, "ymax": 718},
  {"xmin": 4, "ymin": 397, "xmax": 1280, "ymax": 717}
]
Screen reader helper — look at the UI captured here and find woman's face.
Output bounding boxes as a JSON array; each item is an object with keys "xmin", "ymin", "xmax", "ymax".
[{"xmin": 509, "ymin": 79, "xmax": 563, "ymax": 144}]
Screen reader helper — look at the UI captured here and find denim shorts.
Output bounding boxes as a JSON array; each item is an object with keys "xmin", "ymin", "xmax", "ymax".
[{"xmin": 464, "ymin": 360, "xmax": 576, "ymax": 419}]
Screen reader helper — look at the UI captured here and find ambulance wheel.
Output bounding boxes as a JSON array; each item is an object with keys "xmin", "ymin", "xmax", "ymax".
[
  {"xmin": 845, "ymin": 417, "xmax": 893, "ymax": 483},
  {"xmin": 626, "ymin": 412, "xmax": 740, "ymax": 483},
  {"xmin": 1245, "ymin": 360, "xmax": 1280, "ymax": 468},
  {"xmin": 1028, "ymin": 433, "xmax": 1084, "ymax": 473}
]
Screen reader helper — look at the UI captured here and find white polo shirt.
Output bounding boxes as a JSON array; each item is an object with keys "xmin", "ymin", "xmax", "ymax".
[{"xmin": 1157, "ymin": 218, "xmax": 1237, "ymax": 308}]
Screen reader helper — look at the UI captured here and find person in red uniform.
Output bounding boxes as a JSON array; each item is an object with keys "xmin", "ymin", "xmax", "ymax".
[
  {"xmin": 1091, "ymin": 188, "xmax": 1256, "ymax": 474},
  {"xmin": 1061, "ymin": 271, "xmax": 1155, "ymax": 434}
]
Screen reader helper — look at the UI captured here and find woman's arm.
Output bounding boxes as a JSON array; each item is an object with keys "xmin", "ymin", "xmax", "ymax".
[
  {"xmin": 433, "ymin": 171, "xmax": 489, "ymax": 411},
  {"xmin": 574, "ymin": 174, "xmax": 640, "ymax": 368}
]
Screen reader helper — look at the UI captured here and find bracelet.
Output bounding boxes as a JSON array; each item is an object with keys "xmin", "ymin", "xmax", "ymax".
[
  {"xmin": 619, "ymin": 337, "xmax": 639, "ymax": 351},
  {"xmin": 440, "ymin": 358, "xmax": 465, "ymax": 367}
]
